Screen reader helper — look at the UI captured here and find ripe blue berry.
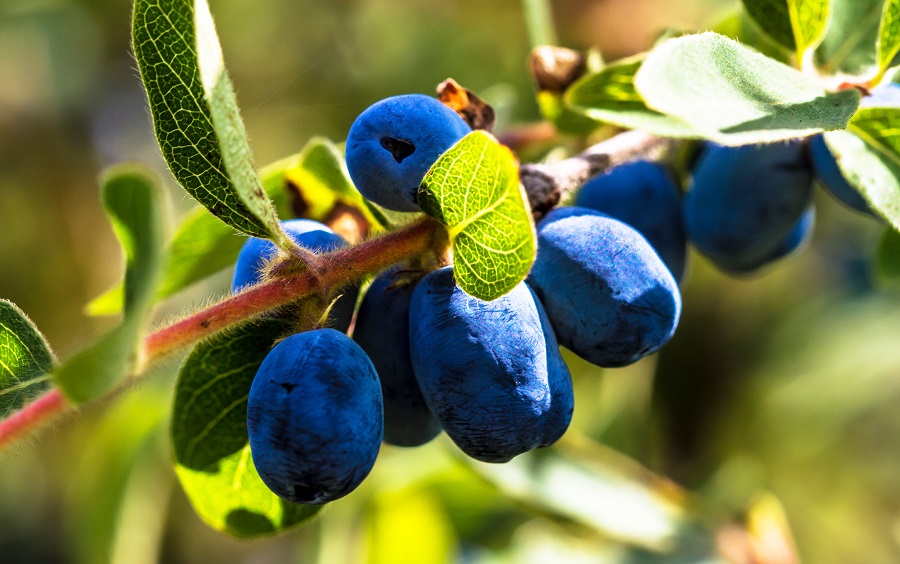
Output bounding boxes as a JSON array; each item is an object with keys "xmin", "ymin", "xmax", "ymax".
[
  {"xmin": 528, "ymin": 207, "xmax": 681, "ymax": 368},
  {"xmin": 353, "ymin": 272, "xmax": 440, "ymax": 447},
  {"xmin": 684, "ymin": 142, "xmax": 814, "ymax": 273},
  {"xmin": 232, "ymin": 218, "xmax": 358, "ymax": 332},
  {"xmin": 247, "ymin": 329, "xmax": 383, "ymax": 505},
  {"xmin": 575, "ymin": 160, "xmax": 687, "ymax": 281},
  {"xmin": 408, "ymin": 267, "xmax": 573, "ymax": 463},
  {"xmin": 345, "ymin": 94, "xmax": 471, "ymax": 212}
]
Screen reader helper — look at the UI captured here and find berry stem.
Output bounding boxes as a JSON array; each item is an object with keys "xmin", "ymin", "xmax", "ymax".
[
  {"xmin": 521, "ymin": 130, "xmax": 675, "ymax": 218},
  {"xmin": 0, "ymin": 217, "xmax": 442, "ymax": 450}
]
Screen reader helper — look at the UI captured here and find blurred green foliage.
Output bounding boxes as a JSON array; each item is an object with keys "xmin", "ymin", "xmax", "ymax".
[{"xmin": 2, "ymin": 0, "xmax": 900, "ymax": 562}]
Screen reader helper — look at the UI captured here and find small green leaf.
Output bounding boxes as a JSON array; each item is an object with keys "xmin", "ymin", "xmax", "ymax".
[
  {"xmin": 564, "ymin": 56, "xmax": 699, "ymax": 138},
  {"xmin": 132, "ymin": 0, "xmax": 287, "ymax": 246},
  {"xmin": 0, "ymin": 301, "xmax": 55, "ymax": 418},
  {"xmin": 815, "ymin": 0, "xmax": 885, "ymax": 75},
  {"xmin": 54, "ymin": 165, "xmax": 166, "ymax": 403},
  {"xmin": 635, "ymin": 32, "xmax": 859, "ymax": 145},
  {"xmin": 172, "ymin": 318, "xmax": 319, "ymax": 537},
  {"xmin": 418, "ymin": 131, "xmax": 536, "ymax": 301},
  {"xmin": 878, "ymin": 0, "xmax": 900, "ymax": 77},
  {"xmin": 86, "ymin": 139, "xmax": 378, "ymax": 316},
  {"xmin": 742, "ymin": 0, "xmax": 831, "ymax": 58},
  {"xmin": 823, "ymin": 128, "xmax": 900, "ymax": 231},
  {"xmin": 875, "ymin": 226, "xmax": 900, "ymax": 283}
]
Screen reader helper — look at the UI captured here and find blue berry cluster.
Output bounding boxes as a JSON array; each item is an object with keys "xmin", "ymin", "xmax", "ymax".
[{"xmin": 232, "ymin": 86, "xmax": 885, "ymax": 507}]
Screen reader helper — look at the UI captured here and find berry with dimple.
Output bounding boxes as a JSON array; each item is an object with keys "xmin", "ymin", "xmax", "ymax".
[
  {"xmin": 408, "ymin": 267, "xmax": 573, "ymax": 463},
  {"xmin": 232, "ymin": 218, "xmax": 358, "ymax": 332},
  {"xmin": 345, "ymin": 94, "xmax": 471, "ymax": 212},
  {"xmin": 683, "ymin": 141, "xmax": 814, "ymax": 273},
  {"xmin": 246, "ymin": 329, "xmax": 383, "ymax": 505},
  {"xmin": 575, "ymin": 160, "xmax": 687, "ymax": 281},
  {"xmin": 353, "ymin": 271, "xmax": 440, "ymax": 447},
  {"xmin": 527, "ymin": 206, "xmax": 681, "ymax": 368}
]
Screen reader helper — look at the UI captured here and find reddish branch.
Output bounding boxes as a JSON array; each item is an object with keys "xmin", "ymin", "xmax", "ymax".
[{"xmin": 0, "ymin": 217, "xmax": 442, "ymax": 450}]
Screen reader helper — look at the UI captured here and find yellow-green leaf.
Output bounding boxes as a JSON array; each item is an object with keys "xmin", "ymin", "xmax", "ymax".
[
  {"xmin": 0, "ymin": 300, "xmax": 55, "ymax": 417},
  {"xmin": 564, "ymin": 56, "xmax": 698, "ymax": 138},
  {"xmin": 742, "ymin": 0, "xmax": 831, "ymax": 59},
  {"xmin": 878, "ymin": 0, "xmax": 900, "ymax": 78},
  {"xmin": 418, "ymin": 131, "xmax": 536, "ymax": 301}
]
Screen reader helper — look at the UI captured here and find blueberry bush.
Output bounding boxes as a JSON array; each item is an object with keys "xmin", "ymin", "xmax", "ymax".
[{"xmin": 4, "ymin": 0, "xmax": 900, "ymax": 561}]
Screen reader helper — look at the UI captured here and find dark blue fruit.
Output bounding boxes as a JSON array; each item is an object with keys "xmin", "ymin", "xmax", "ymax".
[
  {"xmin": 684, "ymin": 142, "xmax": 814, "ymax": 273},
  {"xmin": 232, "ymin": 218, "xmax": 358, "ymax": 332},
  {"xmin": 353, "ymin": 272, "xmax": 440, "ymax": 447},
  {"xmin": 345, "ymin": 94, "xmax": 471, "ymax": 212},
  {"xmin": 527, "ymin": 207, "xmax": 681, "ymax": 368},
  {"xmin": 575, "ymin": 160, "xmax": 687, "ymax": 281},
  {"xmin": 247, "ymin": 329, "xmax": 383, "ymax": 505},
  {"xmin": 408, "ymin": 267, "xmax": 573, "ymax": 463}
]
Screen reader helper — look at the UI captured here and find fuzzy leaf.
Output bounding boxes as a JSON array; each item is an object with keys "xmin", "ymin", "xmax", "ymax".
[
  {"xmin": 823, "ymin": 127, "xmax": 900, "ymax": 231},
  {"xmin": 635, "ymin": 32, "xmax": 859, "ymax": 145},
  {"xmin": 54, "ymin": 166, "xmax": 165, "ymax": 403},
  {"xmin": 564, "ymin": 56, "xmax": 698, "ymax": 138},
  {"xmin": 0, "ymin": 301, "xmax": 55, "ymax": 418},
  {"xmin": 418, "ymin": 131, "xmax": 536, "ymax": 301},
  {"xmin": 878, "ymin": 0, "xmax": 900, "ymax": 76},
  {"xmin": 132, "ymin": 0, "xmax": 288, "ymax": 246},
  {"xmin": 172, "ymin": 318, "xmax": 319, "ymax": 537}
]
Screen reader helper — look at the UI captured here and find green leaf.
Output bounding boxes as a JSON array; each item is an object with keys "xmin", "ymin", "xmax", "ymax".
[
  {"xmin": 634, "ymin": 32, "xmax": 859, "ymax": 145},
  {"xmin": 86, "ymin": 138, "xmax": 379, "ymax": 316},
  {"xmin": 875, "ymin": 226, "xmax": 900, "ymax": 283},
  {"xmin": 878, "ymin": 0, "xmax": 900, "ymax": 77},
  {"xmin": 823, "ymin": 128, "xmax": 900, "ymax": 231},
  {"xmin": 0, "ymin": 301, "xmax": 55, "ymax": 418},
  {"xmin": 418, "ymin": 131, "xmax": 536, "ymax": 301},
  {"xmin": 132, "ymin": 0, "xmax": 288, "ymax": 246},
  {"xmin": 564, "ymin": 56, "xmax": 699, "ymax": 138},
  {"xmin": 815, "ymin": 0, "xmax": 885, "ymax": 75},
  {"xmin": 54, "ymin": 165, "xmax": 166, "ymax": 403},
  {"xmin": 172, "ymin": 318, "xmax": 319, "ymax": 537},
  {"xmin": 742, "ymin": 0, "xmax": 831, "ymax": 58}
]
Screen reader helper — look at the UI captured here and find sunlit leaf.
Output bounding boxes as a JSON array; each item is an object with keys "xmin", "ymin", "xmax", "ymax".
[
  {"xmin": 815, "ymin": 0, "xmax": 885, "ymax": 75},
  {"xmin": 565, "ymin": 56, "xmax": 698, "ymax": 138},
  {"xmin": 132, "ymin": 0, "xmax": 288, "ymax": 246},
  {"xmin": 635, "ymin": 33, "xmax": 859, "ymax": 145},
  {"xmin": 878, "ymin": 0, "xmax": 900, "ymax": 78},
  {"xmin": 742, "ymin": 0, "xmax": 831, "ymax": 59},
  {"xmin": 172, "ymin": 318, "xmax": 319, "ymax": 537},
  {"xmin": 418, "ymin": 131, "xmax": 536, "ymax": 301},
  {"xmin": 54, "ymin": 165, "xmax": 165, "ymax": 403},
  {"xmin": 0, "ymin": 300, "xmax": 55, "ymax": 417}
]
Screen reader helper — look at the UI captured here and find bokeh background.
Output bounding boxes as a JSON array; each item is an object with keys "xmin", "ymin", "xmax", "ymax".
[{"xmin": 1, "ymin": 0, "xmax": 898, "ymax": 562}]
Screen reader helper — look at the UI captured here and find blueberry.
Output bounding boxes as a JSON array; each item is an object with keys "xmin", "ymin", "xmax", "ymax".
[
  {"xmin": 575, "ymin": 160, "xmax": 687, "ymax": 281},
  {"xmin": 527, "ymin": 207, "xmax": 681, "ymax": 368},
  {"xmin": 408, "ymin": 267, "xmax": 573, "ymax": 463},
  {"xmin": 353, "ymin": 272, "xmax": 440, "ymax": 447},
  {"xmin": 247, "ymin": 328, "xmax": 383, "ymax": 505},
  {"xmin": 232, "ymin": 218, "xmax": 358, "ymax": 332},
  {"xmin": 345, "ymin": 94, "xmax": 471, "ymax": 212},
  {"xmin": 683, "ymin": 141, "xmax": 814, "ymax": 273}
]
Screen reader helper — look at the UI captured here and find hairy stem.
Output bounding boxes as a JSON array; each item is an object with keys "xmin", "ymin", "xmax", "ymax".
[{"xmin": 0, "ymin": 217, "xmax": 441, "ymax": 450}]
